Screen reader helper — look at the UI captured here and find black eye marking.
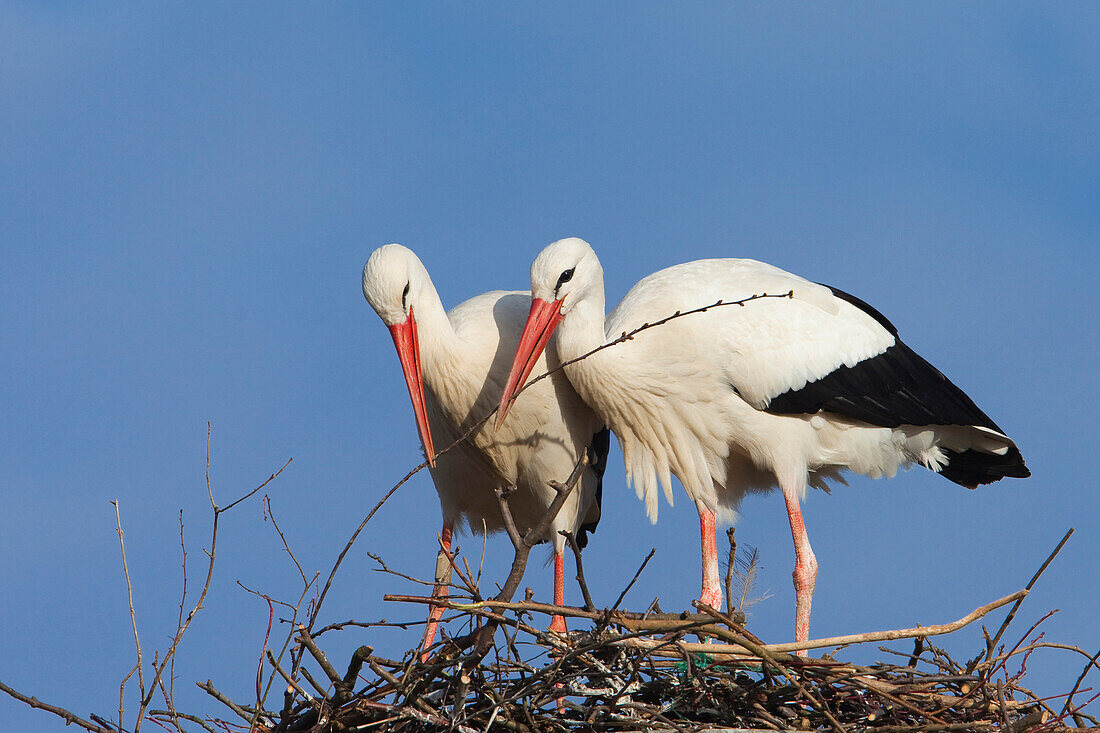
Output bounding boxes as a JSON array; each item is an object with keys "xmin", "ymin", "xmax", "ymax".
[
  {"xmin": 401, "ymin": 281, "xmax": 410, "ymax": 308},
  {"xmin": 555, "ymin": 267, "xmax": 575, "ymax": 292}
]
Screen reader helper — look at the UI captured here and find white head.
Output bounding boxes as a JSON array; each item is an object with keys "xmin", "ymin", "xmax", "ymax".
[
  {"xmin": 528, "ymin": 237, "xmax": 604, "ymax": 316},
  {"xmin": 362, "ymin": 243, "xmax": 436, "ymax": 464},
  {"xmin": 496, "ymin": 237, "xmax": 604, "ymax": 427},
  {"xmin": 362, "ymin": 243, "xmax": 433, "ymax": 327}
]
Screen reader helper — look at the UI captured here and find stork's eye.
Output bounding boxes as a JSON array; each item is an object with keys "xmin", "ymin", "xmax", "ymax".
[
  {"xmin": 401, "ymin": 281, "xmax": 410, "ymax": 308},
  {"xmin": 556, "ymin": 268, "xmax": 575, "ymax": 290}
]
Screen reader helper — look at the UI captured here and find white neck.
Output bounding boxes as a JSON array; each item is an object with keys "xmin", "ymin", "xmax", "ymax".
[
  {"xmin": 554, "ymin": 292, "xmax": 617, "ymax": 414},
  {"xmin": 410, "ymin": 278, "xmax": 464, "ymax": 390}
]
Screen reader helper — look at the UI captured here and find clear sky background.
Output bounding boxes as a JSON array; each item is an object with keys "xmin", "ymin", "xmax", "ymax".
[{"xmin": 2, "ymin": 4, "xmax": 1097, "ymax": 729}]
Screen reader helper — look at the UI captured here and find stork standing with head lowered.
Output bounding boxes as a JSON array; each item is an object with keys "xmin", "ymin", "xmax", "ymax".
[
  {"xmin": 497, "ymin": 237, "xmax": 1028, "ymax": 649},
  {"xmin": 362, "ymin": 244, "xmax": 609, "ymax": 655}
]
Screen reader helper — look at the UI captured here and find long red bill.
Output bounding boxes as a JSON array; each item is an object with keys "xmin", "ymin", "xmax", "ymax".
[
  {"xmin": 496, "ymin": 297, "xmax": 564, "ymax": 429},
  {"xmin": 388, "ymin": 309, "xmax": 435, "ymax": 466}
]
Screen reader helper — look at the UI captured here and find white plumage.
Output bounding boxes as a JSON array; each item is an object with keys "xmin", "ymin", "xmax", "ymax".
[
  {"xmin": 362, "ymin": 244, "xmax": 608, "ymax": 652},
  {"xmin": 498, "ymin": 237, "xmax": 1028, "ymax": 649}
]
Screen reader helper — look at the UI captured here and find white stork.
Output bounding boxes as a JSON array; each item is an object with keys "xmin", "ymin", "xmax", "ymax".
[
  {"xmin": 497, "ymin": 237, "xmax": 1029, "ymax": 649},
  {"xmin": 362, "ymin": 244, "xmax": 609, "ymax": 655}
]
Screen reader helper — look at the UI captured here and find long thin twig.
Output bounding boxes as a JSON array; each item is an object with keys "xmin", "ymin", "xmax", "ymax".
[
  {"xmin": 561, "ymin": 530, "xmax": 596, "ymax": 611},
  {"xmin": 167, "ymin": 509, "xmax": 187, "ymax": 730},
  {"xmin": 759, "ymin": 589, "xmax": 1028, "ymax": 653},
  {"xmin": 982, "ymin": 527, "xmax": 1073, "ymax": 666},
  {"xmin": 608, "ymin": 549, "xmax": 655, "ymax": 615},
  {"xmin": 111, "ymin": 500, "xmax": 146, "ymax": 711},
  {"xmin": 385, "ymin": 594, "xmax": 746, "ymax": 634},
  {"xmin": 148, "ymin": 710, "xmax": 218, "ymax": 733},
  {"xmin": 723, "ymin": 527, "xmax": 737, "ymax": 614},
  {"xmin": 264, "ymin": 494, "xmax": 309, "ymax": 587},
  {"xmin": 499, "ymin": 293, "xmax": 794, "ymax": 419},
  {"xmin": 307, "ymin": 467, "xmax": 420, "ymax": 631}
]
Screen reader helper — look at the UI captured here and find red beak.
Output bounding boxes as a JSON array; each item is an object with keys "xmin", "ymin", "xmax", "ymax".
[
  {"xmin": 496, "ymin": 297, "xmax": 564, "ymax": 429},
  {"xmin": 388, "ymin": 308, "xmax": 435, "ymax": 466}
]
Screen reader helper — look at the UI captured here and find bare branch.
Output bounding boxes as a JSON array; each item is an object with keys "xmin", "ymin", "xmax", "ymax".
[
  {"xmin": 263, "ymin": 494, "xmax": 307, "ymax": 587},
  {"xmin": 133, "ymin": 434, "xmax": 292, "ymax": 727},
  {"xmin": 493, "ymin": 452, "xmax": 588, "ymax": 605},
  {"xmin": 196, "ymin": 680, "xmax": 260, "ymax": 725},
  {"xmin": 561, "ymin": 530, "xmax": 595, "ymax": 611},
  {"xmin": 761, "ymin": 590, "xmax": 1029, "ymax": 654},
  {"xmin": 295, "ymin": 624, "xmax": 342, "ymax": 689},
  {"xmin": 168, "ymin": 509, "xmax": 187, "ymax": 725},
  {"xmin": 117, "ymin": 663, "xmax": 137, "ymax": 731},
  {"xmin": 609, "ymin": 548, "xmax": 655, "ymax": 614},
  {"xmin": 492, "ymin": 484, "xmax": 523, "ymax": 547},
  {"xmin": 0, "ymin": 679, "xmax": 114, "ymax": 733},
  {"xmin": 148, "ymin": 711, "xmax": 218, "ymax": 733},
  {"xmin": 306, "ymin": 465, "xmax": 421, "ymax": 630},
  {"xmin": 387, "ymin": 594, "xmax": 753, "ymax": 636},
  {"xmin": 723, "ymin": 527, "xmax": 736, "ymax": 614},
  {"xmin": 982, "ymin": 527, "xmax": 1073, "ymax": 666},
  {"xmin": 111, "ymin": 500, "xmax": 146, "ymax": 709},
  {"xmin": 134, "ymin": 426, "xmax": 290, "ymax": 732}
]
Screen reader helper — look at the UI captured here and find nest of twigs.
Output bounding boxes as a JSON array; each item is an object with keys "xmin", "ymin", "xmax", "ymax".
[
  {"xmin": 211, "ymin": 586, "xmax": 1095, "ymax": 733},
  {"xmin": 191, "ymin": 459, "xmax": 1096, "ymax": 733}
]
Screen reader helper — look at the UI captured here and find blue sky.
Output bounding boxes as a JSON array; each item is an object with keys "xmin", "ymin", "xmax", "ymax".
[{"xmin": 2, "ymin": 4, "xmax": 1097, "ymax": 729}]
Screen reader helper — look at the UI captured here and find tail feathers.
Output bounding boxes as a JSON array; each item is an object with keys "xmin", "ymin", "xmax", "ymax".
[{"xmin": 938, "ymin": 445, "xmax": 1031, "ymax": 488}]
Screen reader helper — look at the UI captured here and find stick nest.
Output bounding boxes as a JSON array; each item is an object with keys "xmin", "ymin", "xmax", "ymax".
[{"xmin": 230, "ymin": 596, "xmax": 1095, "ymax": 733}]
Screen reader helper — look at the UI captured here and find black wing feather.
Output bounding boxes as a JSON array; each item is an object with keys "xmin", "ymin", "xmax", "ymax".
[
  {"xmin": 823, "ymin": 284, "xmax": 899, "ymax": 336},
  {"xmin": 764, "ymin": 285, "xmax": 1029, "ymax": 486},
  {"xmin": 576, "ymin": 427, "xmax": 610, "ymax": 549},
  {"xmin": 767, "ymin": 285, "xmax": 1004, "ymax": 431},
  {"xmin": 765, "ymin": 339, "xmax": 1005, "ymax": 431}
]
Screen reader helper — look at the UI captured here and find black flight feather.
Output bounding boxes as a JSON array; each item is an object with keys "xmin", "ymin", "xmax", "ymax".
[
  {"xmin": 763, "ymin": 286, "xmax": 1029, "ymax": 486},
  {"xmin": 576, "ymin": 427, "xmax": 611, "ymax": 549}
]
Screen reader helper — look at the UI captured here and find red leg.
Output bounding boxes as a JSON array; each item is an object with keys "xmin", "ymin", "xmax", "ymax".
[
  {"xmin": 549, "ymin": 550, "xmax": 567, "ymax": 635},
  {"xmin": 419, "ymin": 523, "xmax": 453, "ymax": 661},
  {"xmin": 783, "ymin": 493, "xmax": 817, "ymax": 656},
  {"xmin": 550, "ymin": 550, "xmax": 568, "ymax": 709},
  {"xmin": 698, "ymin": 508, "xmax": 723, "ymax": 609}
]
